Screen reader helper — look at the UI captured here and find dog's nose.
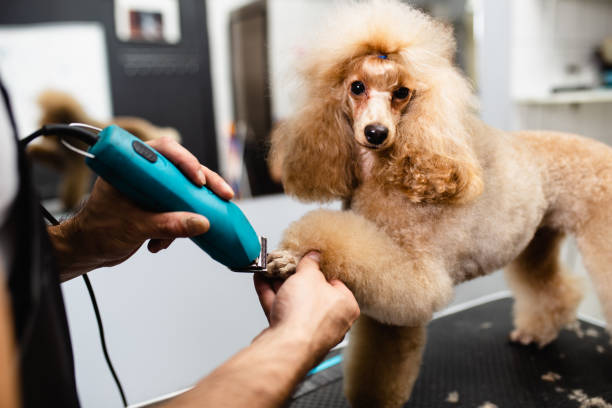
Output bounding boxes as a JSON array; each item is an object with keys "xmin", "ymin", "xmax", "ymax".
[{"xmin": 364, "ymin": 124, "xmax": 388, "ymax": 145}]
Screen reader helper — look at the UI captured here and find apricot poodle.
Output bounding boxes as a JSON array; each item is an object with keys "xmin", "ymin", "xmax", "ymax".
[{"xmin": 266, "ymin": 1, "xmax": 612, "ymax": 406}]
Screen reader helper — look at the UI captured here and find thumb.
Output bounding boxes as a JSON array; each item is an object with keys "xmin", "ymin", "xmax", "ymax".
[
  {"xmin": 146, "ymin": 212, "xmax": 210, "ymax": 239},
  {"xmin": 296, "ymin": 251, "xmax": 322, "ymax": 274},
  {"xmin": 304, "ymin": 251, "xmax": 320, "ymax": 263},
  {"xmin": 296, "ymin": 251, "xmax": 329, "ymax": 284}
]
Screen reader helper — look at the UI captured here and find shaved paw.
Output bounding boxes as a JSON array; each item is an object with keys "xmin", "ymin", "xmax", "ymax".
[{"xmin": 265, "ymin": 250, "xmax": 299, "ymax": 278}]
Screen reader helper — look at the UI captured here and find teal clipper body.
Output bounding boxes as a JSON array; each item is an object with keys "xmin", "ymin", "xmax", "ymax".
[{"xmin": 85, "ymin": 125, "xmax": 264, "ymax": 271}]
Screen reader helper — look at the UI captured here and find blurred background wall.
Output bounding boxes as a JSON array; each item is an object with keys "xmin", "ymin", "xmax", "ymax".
[
  {"xmin": 1, "ymin": 0, "xmax": 611, "ymax": 406},
  {"xmin": 1, "ymin": 0, "xmax": 218, "ymax": 201}
]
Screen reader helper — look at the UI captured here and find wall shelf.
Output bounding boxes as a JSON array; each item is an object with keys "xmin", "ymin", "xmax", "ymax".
[{"xmin": 515, "ymin": 88, "xmax": 612, "ymax": 105}]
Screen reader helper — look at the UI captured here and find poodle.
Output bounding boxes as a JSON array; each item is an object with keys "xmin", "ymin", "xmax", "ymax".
[
  {"xmin": 28, "ymin": 90, "xmax": 180, "ymax": 209},
  {"xmin": 266, "ymin": 1, "xmax": 612, "ymax": 406}
]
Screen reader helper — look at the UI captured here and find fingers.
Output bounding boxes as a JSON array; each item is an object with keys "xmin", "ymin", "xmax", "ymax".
[
  {"xmin": 253, "ymin": 274, "xmax": 275, "ymax": 322},
  {"xmin": 147, "ymin": 238, "xmax": 174, "ymax": 253},
  {"xmin": 145, "ymin": 211, "xmax": 210, "ymax": 239},
  {"xmin": 329, "ymin": 279, "xmax": 351, "ymax": 295},
  {"xmin": 303, "ymin": 251, "xmax": 320, "ymax": 263},
  {"xmin": 148, "ymin": 137, "xmax": 205, "ymax": 187},
  {"xmin": 329, "ymin": 279, "xmax": 361, "ymax": 321},
  {"xmin": 296, "ymin": 252, "xmax": 360, "ymax": 322},
  {"xmin": 147, "ymin": 137, "xmax": 234, "ymax": 200},
  {"xmin": 200, "ymin": 166, "xmax": 234, "ymax": 200},
  {"xmin": 295, "ymin": 251, "xmax": 327, "ymax": 283},
  {"xmin": 295, "ymin": 251, "xmax": 321, "ymax": 273}
]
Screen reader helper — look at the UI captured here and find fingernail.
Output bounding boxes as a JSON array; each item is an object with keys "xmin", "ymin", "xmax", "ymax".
[
  {"xmin": 305, "ymin": 251, "xmax": 320, "ymax": 262},
  {"xmin": 223, "ymin": 181, "xmax": 234, "ymax": 197},
  {"xmin": 184, "ymin": 216, "xmax": 209, "ymax": 234},
  {"xmin": 198, "ymin": 169, "xmax": 206, "ymax": 186}
]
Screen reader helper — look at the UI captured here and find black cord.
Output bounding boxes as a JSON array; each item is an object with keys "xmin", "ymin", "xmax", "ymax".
[
  {"xmin": 25, "ymin": 125, "xmax": 128, "ymax": 407},
  {"xmin": 20, "ymin": 124, "xmax": 99, "ymax": 147},
  {"xmin": 41, "ymin": 206, "xmax": 129, "ymax": 408},
  {"xmin": 81, "ymin": 274, "xmax": 128, "ymax": 407}
]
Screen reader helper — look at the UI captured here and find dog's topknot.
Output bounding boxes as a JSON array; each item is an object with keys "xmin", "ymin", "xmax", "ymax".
[{"xmin": 302, "ymin": 0, "xmax": 457, "ymax": 92}]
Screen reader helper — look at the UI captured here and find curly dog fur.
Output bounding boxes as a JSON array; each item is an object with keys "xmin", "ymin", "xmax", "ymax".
[{"xmin": 267, "ymin": 1, "xmax": 612, "ymax": 406}]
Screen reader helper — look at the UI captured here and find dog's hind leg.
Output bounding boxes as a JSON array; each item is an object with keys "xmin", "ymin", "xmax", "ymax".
[
  {"xmin": 576, "ymin": 207, "xmax": 612, "ymax": 333},
  {"xmin": 504, "ymin": 227, "xmax": 583, "ymax": 347},
  {"xmin": 344, "ymin": 315, "xmax": 425, "ymax": 408}
]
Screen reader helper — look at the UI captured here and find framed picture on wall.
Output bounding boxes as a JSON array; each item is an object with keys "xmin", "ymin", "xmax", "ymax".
[{"xmin": 115, "ymin": 0, "xmax": 181, "ymax": 44}]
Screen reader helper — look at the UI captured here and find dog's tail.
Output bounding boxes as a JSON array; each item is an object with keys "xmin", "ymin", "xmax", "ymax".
[{"xmin": 37, "ymin": 89, "xmax": 105, "ymax": 128}]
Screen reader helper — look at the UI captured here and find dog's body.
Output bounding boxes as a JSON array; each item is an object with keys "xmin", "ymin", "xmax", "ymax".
[{"xmin": 266, "ymin": 1, "xmax": 612, "ymax": 406}]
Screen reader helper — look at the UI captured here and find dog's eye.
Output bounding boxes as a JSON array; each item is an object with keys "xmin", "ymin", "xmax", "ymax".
[
  {"xmin": 351, "ymin": 81, "xmax": 366, "ymax": 95},
  {"xmin": 393, "ymin": 87, "xmax": 410, "ymax": 100}
]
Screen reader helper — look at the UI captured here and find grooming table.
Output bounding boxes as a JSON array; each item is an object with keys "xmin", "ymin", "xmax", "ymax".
[{"xmin": 290, "ymin": 298, "xmax": 612, "ymax": 408}]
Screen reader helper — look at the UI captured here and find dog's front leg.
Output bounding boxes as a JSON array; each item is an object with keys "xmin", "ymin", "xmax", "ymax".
[
  {"xmin": 267, "ymin": 209, "xmax": 453, "ymax": 327},
  {"xmin": 344, "ymin": 315, "xmax": 426, "ymax": 408}
]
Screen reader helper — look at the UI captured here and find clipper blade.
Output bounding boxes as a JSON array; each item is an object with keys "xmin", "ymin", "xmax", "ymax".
[{"xmin": 230, "ymin": 237, "xmax": 267, "ymax": 273}]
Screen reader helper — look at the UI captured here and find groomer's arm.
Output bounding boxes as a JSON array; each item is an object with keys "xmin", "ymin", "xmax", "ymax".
[
  {"xmin": 169, "ymin": 253, "xmax": 360, "ymax": 407},
  {"xmin": 0, "ymin": 265, "xmax": 19, "ymax": 407},
  {"xmin": 47, "ymin": 137, "xmax": 234, "ymax": 281}
]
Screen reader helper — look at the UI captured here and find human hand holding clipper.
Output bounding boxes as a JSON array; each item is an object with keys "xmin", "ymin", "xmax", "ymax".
[{"xmin": 45, "ymin": 124, "xmax": 258, "ymax": 280}]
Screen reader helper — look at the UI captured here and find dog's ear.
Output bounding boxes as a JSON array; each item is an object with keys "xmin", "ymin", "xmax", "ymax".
[
  {"xmin": 376, "ymin": 65, "xmax": 483, "ymax": 204},
  {"xmin": 269, "ymin": 99, "xmax": 356, "ymax": 202}
]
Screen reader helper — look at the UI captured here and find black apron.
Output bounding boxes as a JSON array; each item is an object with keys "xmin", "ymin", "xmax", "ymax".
[{"xmin": 1, "ymin": 81, "xmax": 80, "ymax": 407}]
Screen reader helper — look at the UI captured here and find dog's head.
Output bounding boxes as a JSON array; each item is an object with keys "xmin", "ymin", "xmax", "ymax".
[
  {"xmin": 270, "ymin": 0, "xmax": 483, "ymax": 204},
  {"xmin": 343, "ymin": 54, "xmax": 414, "ymax": 151}
]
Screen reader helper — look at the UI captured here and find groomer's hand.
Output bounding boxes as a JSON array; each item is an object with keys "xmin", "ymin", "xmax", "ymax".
[
  {"xmin": 48, "ymin": 137, "xmax": 234, "ymax": 281},
  {"xmin": 171, "ymin": 253, "xmax": 359, "ymax": 408},
  {"xmin": 254, "ymin": 252, "xmax": 360, "ymax": 361}
]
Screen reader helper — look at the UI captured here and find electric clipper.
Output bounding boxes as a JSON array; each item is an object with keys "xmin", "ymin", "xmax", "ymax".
[{"xmin": 65, "ymin": 123, "xmax": 268, "ymax": 272}]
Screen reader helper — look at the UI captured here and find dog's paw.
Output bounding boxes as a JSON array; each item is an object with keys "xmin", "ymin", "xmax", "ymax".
[
  {"xmin": 509, "ymin": 328, "xmax": 557, "ymax": 348},
  {"xmin": 265, "ymin": 250, "xmax": 299, "ymax": 279}
]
